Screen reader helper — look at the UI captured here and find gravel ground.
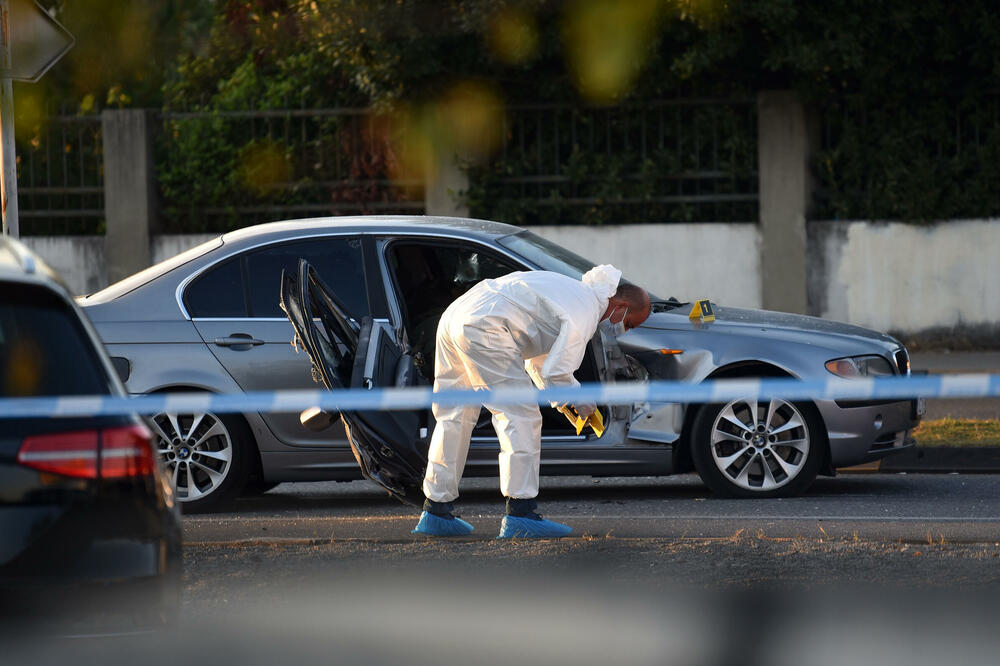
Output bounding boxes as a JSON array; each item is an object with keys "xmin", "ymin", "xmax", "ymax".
[{"xmin": 183, "ymin": 533, "xmax": 1000, "ymax": 610}]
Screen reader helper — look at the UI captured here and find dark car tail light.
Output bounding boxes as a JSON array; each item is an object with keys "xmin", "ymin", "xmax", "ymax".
[{"xmin": 17, "ymin": 424, "xmax": 155, "ymax": 479}]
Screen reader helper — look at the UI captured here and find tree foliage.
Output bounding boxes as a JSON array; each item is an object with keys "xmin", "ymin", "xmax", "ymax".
[
  {"xmin": 30, "ymin": 0, "xmax": 1000, "ymax": 225},
  {"xmin": 21, "ymin": 0, "xmax": 212, "ymax": 112}
]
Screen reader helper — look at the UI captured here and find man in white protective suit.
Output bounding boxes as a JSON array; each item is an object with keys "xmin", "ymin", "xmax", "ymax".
[{"xmin": 412, "ymin": 264, "xmax": 651, "ymax": 538}]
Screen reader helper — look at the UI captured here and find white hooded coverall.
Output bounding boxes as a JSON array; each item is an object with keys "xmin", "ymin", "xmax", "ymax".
[{"xmin": 422, "ymin": 265, "xmax": 622, "ymax": 503}]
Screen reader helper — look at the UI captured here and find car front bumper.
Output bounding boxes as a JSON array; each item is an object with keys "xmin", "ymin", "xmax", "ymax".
[{"xmin": 818, "ymin": 397, "xmax": 924, "ymax": 467}]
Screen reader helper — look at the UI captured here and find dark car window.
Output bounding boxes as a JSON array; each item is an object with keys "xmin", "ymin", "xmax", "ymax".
[
  {"xmin": 184, "ymin": 257, "xmax": 246, "ymax": 318},
  {"xmin": 246, "ymin": 237, "xmax": 367, "ymax": 318},
  {"xmin": 387, "ymin": 241, "xmax": 520, "ymax": 377},
  {"xmin": 0, "ymin": 284, "xmax": 111, "ymax": 397}
]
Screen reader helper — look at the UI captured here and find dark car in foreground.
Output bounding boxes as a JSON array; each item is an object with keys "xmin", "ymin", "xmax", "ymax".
[
  {"xmin": 80, "ymin": 216, "xmax": 921, "ymax": 509},
  {"xmin": 0, "ymin": 237, "xmax": 181, "ymax": 637}
]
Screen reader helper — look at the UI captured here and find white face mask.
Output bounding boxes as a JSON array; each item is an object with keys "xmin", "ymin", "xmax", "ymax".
[{"xmin": 608, "ymin": 305, "xmax": 629, "ymax": 337}]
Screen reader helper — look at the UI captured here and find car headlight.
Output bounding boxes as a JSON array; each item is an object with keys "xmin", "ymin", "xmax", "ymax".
[{"xmin": 825, "ymin": 355, "xmax": 895, "ymax": 378}]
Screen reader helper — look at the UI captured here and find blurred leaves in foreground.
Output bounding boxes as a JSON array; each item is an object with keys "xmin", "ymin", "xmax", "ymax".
[
  {"xmin": 17, "ymin": 0, "xmax": 1000, "ymax": 228},
  {"xmin": 391, "ymin": 81, "xmax": 505, "ymax": 184}
]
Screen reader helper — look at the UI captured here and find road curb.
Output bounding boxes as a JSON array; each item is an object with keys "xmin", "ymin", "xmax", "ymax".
[{"xmin": 879, "ymin": 447, "xmax": 1000, "ymax": 473}]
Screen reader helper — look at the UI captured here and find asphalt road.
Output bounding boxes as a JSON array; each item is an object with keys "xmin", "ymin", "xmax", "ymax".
[
  {"xmin": 154, "ymin": 473, "xmax": 1000, "ymax": 666},
  {"xmin": 21, "ymin": 362, "xmax": 1000, "ymax": 665},
  {"xmin": 30, "ymin": 474, "xmax": 993, "ymax": 666},
  {"xmin": 184, "ymin": 473, "xmax": 1000, "ymax": 543}
]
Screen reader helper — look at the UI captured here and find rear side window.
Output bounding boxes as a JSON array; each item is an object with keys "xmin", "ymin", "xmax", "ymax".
[
  {"xmin": 184, "ymin": 237, "xmax": 368, "ymax": 319},
  {"xmin": 184, "ymin": 258, "xmax": 246, "ymax": 318},
  {"xmin": 0, "ymin": 284, "xmax": 111, "ymax": 397},
  {"xmin": 246, "ymin": 237, "xmax": 367, "ymax": 318}
]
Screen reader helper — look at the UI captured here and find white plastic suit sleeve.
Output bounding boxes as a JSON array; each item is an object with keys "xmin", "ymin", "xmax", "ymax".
[
  {"xmin": 536, "ymin": 308, "xmax": 591, "ymax": 389},
  {"xmin": 524, "ymin": 356, "xmax": 548, "ymax": 390},
  {"xmin": 526, "ymin": 264, "xmax": 620, "ymax": 394},
  {"xmin": 524, "ymin": 354, "xmax": 579, "ymax": 407}
]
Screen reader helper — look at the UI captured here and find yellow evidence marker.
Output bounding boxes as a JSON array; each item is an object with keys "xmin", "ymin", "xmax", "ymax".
[
  {"xmin": 556, "ymin": 404, "xmax": 605, "ymax": 437},
  {"xmin": 688, "ymin": 298, "xmax": 715, "ymax": 323}
]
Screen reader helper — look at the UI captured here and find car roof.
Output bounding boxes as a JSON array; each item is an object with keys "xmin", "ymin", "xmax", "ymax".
[
  {"xmin": 82, "ymin": 216, "xmax": 526, "ymax": 304},
  {"xmin": 218, "ymin": 215, "xmax": 523, "ymax": 247}
]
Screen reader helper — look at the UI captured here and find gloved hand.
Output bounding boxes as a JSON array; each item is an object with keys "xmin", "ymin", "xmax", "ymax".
[{"xmin": 574, "ymin": 403, "xmax": 597, "ymax": 420}]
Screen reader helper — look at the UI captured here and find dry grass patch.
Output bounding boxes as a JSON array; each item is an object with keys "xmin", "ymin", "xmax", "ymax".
[{"xmin": 914, "ymin": 418, "xmax": 1000, "ymax": 447}]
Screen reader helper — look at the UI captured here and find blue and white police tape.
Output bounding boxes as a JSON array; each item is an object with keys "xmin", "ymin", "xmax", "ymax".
[{"xmin": 0, "ymin": 373, "xmax": 998, "ymax": 419}]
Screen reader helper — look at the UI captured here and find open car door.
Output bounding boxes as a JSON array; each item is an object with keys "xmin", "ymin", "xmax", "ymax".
[{"xmin": 280, "ymin": 259, "xmax": 427, "ymax": 506}]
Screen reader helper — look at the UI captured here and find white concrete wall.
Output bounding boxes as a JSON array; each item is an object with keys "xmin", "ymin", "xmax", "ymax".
[
  {"xmin": 22, "ymin": 236, "xmax": 106, "ymax": 296},
  {"xmin": 532, "ymin": 223, "xmax": 762, "ymax": 307},
  {"xmin": 25, "ymin": 225, "xmax": 764, "ymax": 306},
  {"xmin": 810, "ymin": 219, "xmax": 1000, "ymax": 333},
  {"xmin": 23, "ymin": 220, "xmax": 1000, "ymax": 340},
  {"xmin": 22, "ymin": 234, "xmax": 219, "ymax": 296},
  {"xmin": 152, "ymin": 234, "xmax": 219, "ymax": 264}
]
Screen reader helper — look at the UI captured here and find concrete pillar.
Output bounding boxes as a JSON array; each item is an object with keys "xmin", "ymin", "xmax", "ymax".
[
  {"xmin": 757, "ymin": 91, "xmax": 816, "ymax": 314},
  {"xmin": 424, "ymin": 156, "xmax": 469, "ymax": 217},
  {"xmin": 102, "ymin": 109, "xmax": 158, "ymax": 283}
]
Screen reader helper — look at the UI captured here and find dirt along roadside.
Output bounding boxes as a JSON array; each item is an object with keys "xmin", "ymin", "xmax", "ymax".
[{"xmin": 182, "ymin": 532, "xmax": 1000, "ymax": 613}]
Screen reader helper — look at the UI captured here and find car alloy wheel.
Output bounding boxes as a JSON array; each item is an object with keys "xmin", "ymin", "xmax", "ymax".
[
  {"xmin": 692, "ymin": 398, "xmax": 823, "ymax": 498},
  {"xmin": 148, "ymin": 410, "xmax": 251, "ymax": 511}
]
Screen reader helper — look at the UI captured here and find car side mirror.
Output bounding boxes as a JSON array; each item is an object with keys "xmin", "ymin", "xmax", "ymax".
[{"xmin": 300, "ymin": 406, "xmax": 336, "ymax": 432}]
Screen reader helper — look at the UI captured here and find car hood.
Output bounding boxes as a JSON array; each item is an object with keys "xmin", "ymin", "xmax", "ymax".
[{"xmin": 638, "ymin": 305, "xmax": 899, "ymax": 350}]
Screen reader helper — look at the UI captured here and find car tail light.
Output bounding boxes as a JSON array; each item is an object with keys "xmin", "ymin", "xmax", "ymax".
[
  {"xmin": 17, "ymin": 424, "xmax": 155, "ymax": 479},
  {"xmin": 17, "ymin": 430, "xmax": 99, "ymax": 478},
  {"xmin": 100, "ymin": 425, "xmax": 156, "ymax": 478}
]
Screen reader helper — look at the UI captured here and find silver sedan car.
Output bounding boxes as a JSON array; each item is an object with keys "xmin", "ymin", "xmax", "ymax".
[{"xmin": 80, "ymin": 216, "xmax": 921, "ymax": 511}]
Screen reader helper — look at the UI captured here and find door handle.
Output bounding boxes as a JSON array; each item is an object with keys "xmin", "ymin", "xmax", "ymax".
[{"xmin": 214, "ymin": 334, "xmax": 264, "ymax": 349}]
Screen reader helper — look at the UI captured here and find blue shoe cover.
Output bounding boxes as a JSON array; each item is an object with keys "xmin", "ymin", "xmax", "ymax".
[
  {"xmin": 497, "ymin": 515, "xmax": 573, "ymax": 539},
  {"xmin": 411, "ymin": 511, "xmax": 474, "ymax": 536}
]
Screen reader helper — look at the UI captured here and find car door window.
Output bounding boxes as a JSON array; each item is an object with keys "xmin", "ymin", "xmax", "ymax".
[
  {"xmin": 247, "ymin": 237, "xmax": 367, "ymax": 319},
  {"xmin": 387, "ymin": 241, "xmax": 521, "ymax": 377},
  {"xmin": 184, "ymin": 257, "xmax": 247, "ymax": 318}
]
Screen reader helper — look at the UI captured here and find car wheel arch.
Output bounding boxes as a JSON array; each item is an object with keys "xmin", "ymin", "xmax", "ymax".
[
  {"xmin": 673, "ymin": 361, "xmax": 833, "ymax": 477},
  {"xmin": 145, "ymin": 385, "xmax": 267, "ymax": 497}
]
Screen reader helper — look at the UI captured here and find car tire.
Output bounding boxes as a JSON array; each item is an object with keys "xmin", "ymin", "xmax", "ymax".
[
  {"xmin": 691, "ymin": 398, "xmax": 824, "ymax": 498},
  {"xmin": 149, "ymin": 409, "xmax": 253, "ymax": 513}
]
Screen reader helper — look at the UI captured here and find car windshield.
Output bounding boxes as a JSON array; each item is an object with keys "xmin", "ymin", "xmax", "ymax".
[
  {"xmin": 497, "ymin": 230, "xmax": 601, "ymax": 279},
  {"xmin": 497, "ymin": 230, "xmax": 664, "ymax": 301}
]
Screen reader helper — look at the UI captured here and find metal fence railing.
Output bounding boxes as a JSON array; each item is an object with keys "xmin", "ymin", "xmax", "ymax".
[
  {"xmin": 15, "ymin": 112, "xmax": 104, "ymax": 236},
  {"xmin": 156, "ymin": 107, "xmax": 424, "ymax": 234},
  {"xmin": 814, "ymin": 95, "xmax": 1000, "ymax": 222},
  {"xmin": 466, "ymin": 99, "xmax": 759, "ymax": 226},
  {"xmin": 15, "ymin": 98, "xmax": 760, "ymax": 236},
  {"xmin": 17, "ymin": 95, "xmax": 1000, "ymax": 236}
]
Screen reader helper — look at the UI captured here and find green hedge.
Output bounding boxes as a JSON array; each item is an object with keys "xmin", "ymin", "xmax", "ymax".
[
  {"xmin": 815, "ymin": 97, "xmax": 1000, "ymax": 222},
  {"xmin": 33, "ymin": 0, "xmax": 1000, "ymax": 230}
]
